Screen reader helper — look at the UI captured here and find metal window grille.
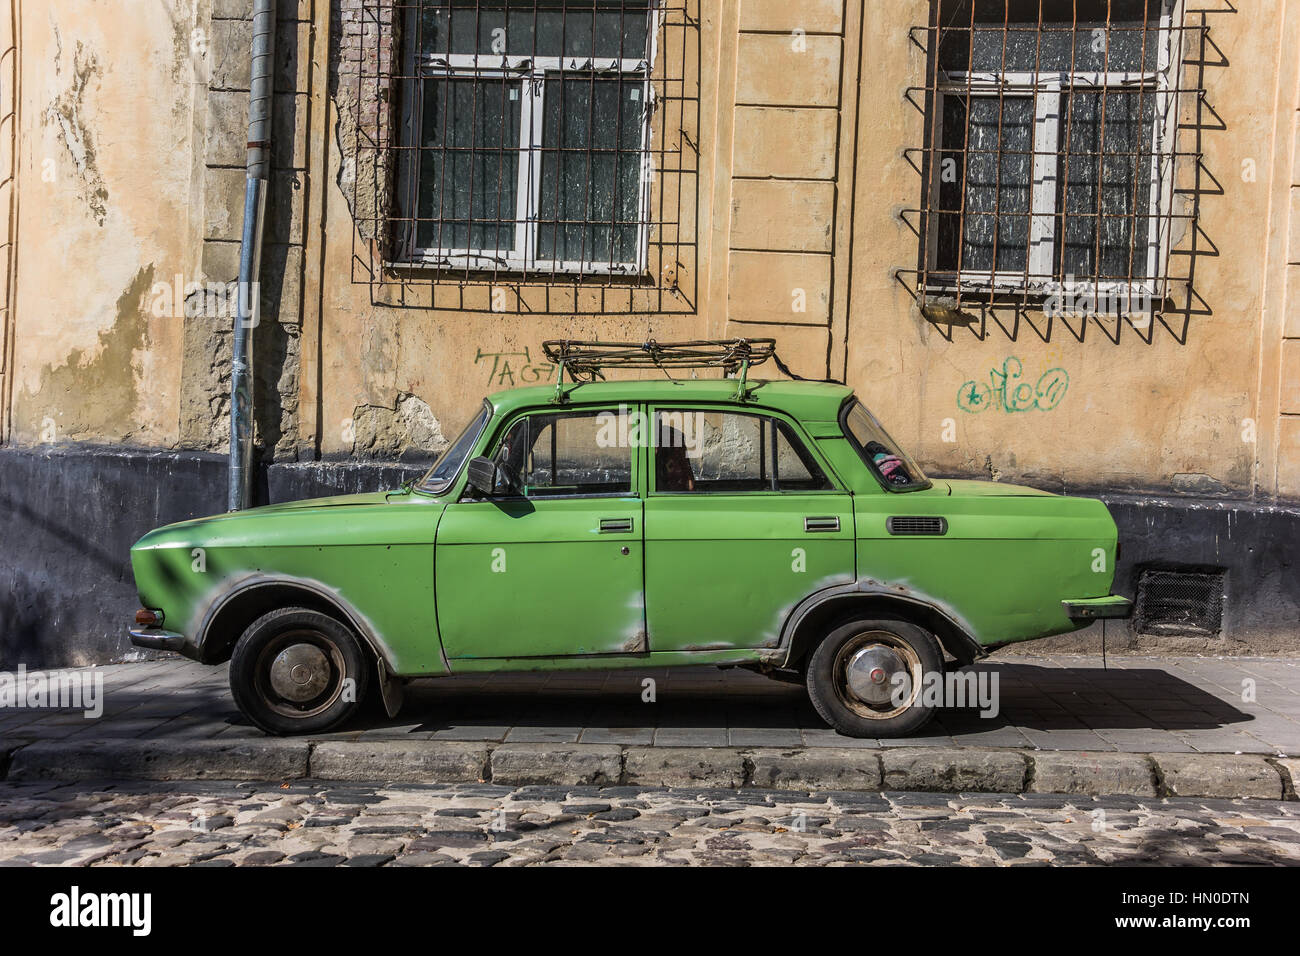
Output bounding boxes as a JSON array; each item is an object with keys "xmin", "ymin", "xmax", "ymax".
[
  {"xmin": 905, "ymin": 0, "xmax": 1208, "ymax": 325},
  {"xmin": 344, "ymin": 0, "xmax": 699, "ymax": 314},
  {"xmin": 1133, "ymin": 567, "xmax": 1225, "ymax": 637}
]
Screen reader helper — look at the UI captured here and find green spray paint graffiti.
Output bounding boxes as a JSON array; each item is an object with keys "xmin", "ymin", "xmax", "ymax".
[{"xmin": 957, "ymin": 357, "xmax": 1069, "ymax": 414}]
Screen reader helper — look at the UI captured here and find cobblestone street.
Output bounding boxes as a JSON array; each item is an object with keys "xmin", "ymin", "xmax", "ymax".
[{"xmin": 3, "ymin": 779, "xmax": 1299, "ymax": 867}]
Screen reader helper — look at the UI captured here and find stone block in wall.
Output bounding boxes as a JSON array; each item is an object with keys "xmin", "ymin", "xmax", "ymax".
[
  {"xmin": 736, "ymin": 33, "xmax": 840, "ymax": 107},
  {"xmin": 212, "ymin": 0, "xmax": 312, "ymax": 21},
  {"xmin": 204, "ymin": 166, "xmax": 304, "ymax": 244},
  {"xmin": 190, "ymin": 241, "xmax": 301, "ymax": 324},
  {"xmin": 205, "ymin": 89, "xmax": 308, "ymax": 170},
  {"xmin": 1286, "ymin": 264, "xmax": 1300, "ymax": 338},
  {"xmin": 208, "ymin": 15, "xmax": 307, "ymax": 94},
  {"xmin": 732, "ymin": 106, "xmax": 837, "ymax": 180},
  {"xmin": 726, "ymin": 321, "xmax": 829, "ymax": 380},
  {"xmin": 201, "ymin": 239, "xmax": 241, "ymax": 283},
  {"xmin": 1289, "ymin": 184, "xmax": 1300, "ymax": 266},
  {"xmin": 1276, "ymin": 416, "xmax": 1300, "ymax": 500},
  {"xmin": 728, "ymin": 251, "xmax": 831, "ymax": 325},
  {"xmin": 739, "ymin": 0, "xmax": 844, "ymax": 34},
  {"xmin": 259, "ymin": 242, "xmax": 304, "ymax": 325},
  {"xmin": 1282, "ymin": 339, "xmax": 1300, "ymax": 415},
  {"xmin": 730, "ymin": 179, "xmax": 835, "ymax": 252}
]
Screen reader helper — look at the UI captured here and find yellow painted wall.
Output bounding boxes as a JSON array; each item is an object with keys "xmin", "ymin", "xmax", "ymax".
[{"xmin": 4, "ymin": 0, "xmax": 1299, "ymax": 504}]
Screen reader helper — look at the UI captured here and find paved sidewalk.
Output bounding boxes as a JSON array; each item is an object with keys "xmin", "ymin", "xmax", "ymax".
[{"xmin": 1, "ymin": 655, "xmax": 1297, "ymax": 755}]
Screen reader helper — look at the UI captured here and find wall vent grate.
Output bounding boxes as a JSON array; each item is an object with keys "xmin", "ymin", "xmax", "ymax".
[{"xmin": 1134, "ymin": 569, "xmax": 1225, "ymax": 637}]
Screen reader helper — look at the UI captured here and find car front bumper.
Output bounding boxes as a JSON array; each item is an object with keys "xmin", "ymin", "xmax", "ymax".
[
  {"xmin": 128, "ymin": 626, "xmax": 198, "ymax": 658},
  {"xmin": 1062, "ymin": 595, "xmax": 1133, "ymax": 622}
]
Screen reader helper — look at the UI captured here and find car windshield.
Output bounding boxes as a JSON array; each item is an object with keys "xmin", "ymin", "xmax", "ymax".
[
  {"xmin": 842, "ymin": 400, "xmax": 930, "ymax": 491},
  {"xmin": 417, "ymin": 401, "xmax": 492, "ymax": 494}
]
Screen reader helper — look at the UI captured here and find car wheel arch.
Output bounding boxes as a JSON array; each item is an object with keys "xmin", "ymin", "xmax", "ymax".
[
  {"xmin": 779, "ymin": 585, "xmax": 985, "ymax": 672},
  {"xmin": 196, "ymin": 576, "xmax": 389, "ymax": 671}
]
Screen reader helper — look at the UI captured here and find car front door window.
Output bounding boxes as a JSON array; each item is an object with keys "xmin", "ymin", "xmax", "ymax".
[
  {"xmin": 495, "ymin": 411, "xmax": 632, "ymax": 498},
  {"xmin": 435, "ymin": 405, "xmax": 645, "ymax": 658}
]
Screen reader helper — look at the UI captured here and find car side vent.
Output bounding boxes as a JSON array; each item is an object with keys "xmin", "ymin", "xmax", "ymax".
[
  {"xmin": 1134, "ymin": 569, "xmax": 1226, "ymax": 638},
  {"xmin": 886, "ymin": 516, "xmax": 947, "ymax": 536}
]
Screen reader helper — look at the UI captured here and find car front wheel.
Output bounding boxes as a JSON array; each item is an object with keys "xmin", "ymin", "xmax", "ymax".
[
  {"xmin": 229, "ymin": 607, "xmax": 370, "ymax": 736},
  {"xmin": 805, "ymin": 617, "xmax": 942, "ymax": 738}
]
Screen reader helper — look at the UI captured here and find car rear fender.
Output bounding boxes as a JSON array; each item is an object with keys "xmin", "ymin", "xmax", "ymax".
[{"xmin": 779, "ymin": 581, "xmax": 987, "ymax": 670}]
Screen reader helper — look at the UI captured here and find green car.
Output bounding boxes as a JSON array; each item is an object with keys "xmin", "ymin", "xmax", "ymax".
[{"xmin": 129, "ymin": 341, "xmax": 1130, "ymax": 737}]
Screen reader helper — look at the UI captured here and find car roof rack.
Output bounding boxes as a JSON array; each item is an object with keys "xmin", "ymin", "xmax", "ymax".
[{"xmin": 541, "ymin": 338, "xmax": 777, "ymax": 402}]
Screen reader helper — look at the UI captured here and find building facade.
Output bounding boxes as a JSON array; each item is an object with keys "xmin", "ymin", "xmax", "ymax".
[{"xmin": 2, "ymin": 0, "xmax": 1299, "ymax": 665}]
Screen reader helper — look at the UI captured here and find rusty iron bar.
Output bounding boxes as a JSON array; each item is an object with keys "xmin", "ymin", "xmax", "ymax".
[
  {"xmin": 348, "ymin": 0, "xmax": 696, "ymax": 314},
  {"xmin": 909, "ymin": 1, "xmax": 1203, "ymax": 320}
]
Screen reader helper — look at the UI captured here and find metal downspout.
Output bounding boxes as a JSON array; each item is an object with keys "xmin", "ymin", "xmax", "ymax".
[{"xmin": 228, "ymin": 0, "xmax": 277, "ymax": 511}]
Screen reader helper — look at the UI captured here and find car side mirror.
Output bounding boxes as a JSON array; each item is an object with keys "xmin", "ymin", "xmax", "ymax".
[{"xmin": 466, "ymin": 456, "xmax": 500, "ymax": 496}]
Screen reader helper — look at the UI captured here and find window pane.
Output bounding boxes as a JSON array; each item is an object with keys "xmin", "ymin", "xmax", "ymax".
[
  {"xmin": 417, "ymin": 76, "xmax": 521, "ymax": 253},
  {"xmin": 938, "ymin": 94, "xmax": 1032, "ymax": 273},
  {"xmin": 418, "ymin": 0, "xmax": 651, "ymax": 59},
  {"xmin": 537, "ymin": 74, "xmax": 644, "ymax": 264},
  {"xmin": 938, "ymin": 0, "xmax": 1164, "ymax": 73},
  {"xmin": 1058, "ymin": 89, "xmax": 1156, "ymax": 279},
  {"xmin": 774, "ymin": 423, "xmax": 832, "ymax": 491},
  {"xmin": 498, "ymin": 411, "xmax": 631, "ymax": 497},
  {"xmin": 655, "ymin": 411, "xmax": 772, "ymax": 494},
  {"xmin": 843, "ymin": 402, "xmax": 929, "ymax": 490}
]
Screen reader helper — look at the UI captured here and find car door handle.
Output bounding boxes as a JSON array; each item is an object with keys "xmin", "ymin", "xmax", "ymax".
[
  {"xmin": 804, "ymin": 516, "xmax": 840, "ymax": 533},
  {"xmin": 599, "ymin": 517, "xmax": 635, "ymax": 533}
]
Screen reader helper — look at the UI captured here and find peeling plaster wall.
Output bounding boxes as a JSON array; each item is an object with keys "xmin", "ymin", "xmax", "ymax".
[
  {"xmin": 10, "ymin": 1, "xmax": 203, "ymax": 449},
  {"xmin": 1, "ymin": 0, "xmax": 1300, "ymax": 663},
  {"xmin": 5, "ymin": 1, "xmax": 1296, "ymax": 497},
  {"xmin": 312, "ymin": 0, "xmax": 710, "ymax": 459},
  {"xmin": 840, "ymin": 1, "xmax": 1297, "ymax": 502}
]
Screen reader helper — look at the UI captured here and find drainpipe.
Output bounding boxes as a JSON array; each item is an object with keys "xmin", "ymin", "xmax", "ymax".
[{"xmin": 228, "ymin": 0, "xmax": 277, "ymax": 511}]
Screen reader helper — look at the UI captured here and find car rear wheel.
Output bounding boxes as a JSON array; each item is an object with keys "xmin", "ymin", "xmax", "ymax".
[
  {"xmin": 805, "ymin": 617, "xmax": 942, "ymax": 738},
  {"xmin": 229, "ymin": 607, "xmax": 370, "ymax": 736}
]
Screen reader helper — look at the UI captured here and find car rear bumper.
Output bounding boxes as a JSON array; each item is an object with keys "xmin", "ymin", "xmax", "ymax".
[
  {"xmin": 1062, "ymin": 595, "xmax": 1133, "ymax": 621},
  {"xmin": 128, "ymin": 626, "xmax": 199, "ymax": 659}
]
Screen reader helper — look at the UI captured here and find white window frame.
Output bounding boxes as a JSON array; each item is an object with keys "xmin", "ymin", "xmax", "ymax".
[
  {"xmin": 927, "ymin": 2, "xmax": 1182, "ymax": 311},
  {"xmin": 397, "ymin": 24, "xmax": 660, "ymax": 275}
]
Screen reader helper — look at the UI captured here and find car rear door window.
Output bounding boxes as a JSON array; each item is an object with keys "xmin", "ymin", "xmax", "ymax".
[{"xmin": 653, "ymin": 410, "xmax": 832, "ymax": 493}]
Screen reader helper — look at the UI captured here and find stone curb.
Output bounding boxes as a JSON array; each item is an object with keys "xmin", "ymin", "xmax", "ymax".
[
  {"xmin": 489, "ymin": 743, "xmax": 622, "ymax": 786},
  {"xmin": 6, "ymin": 739, "xmax": 310, "ymax": 782},
  {"xmin": 311, "ymin": 740, "xmax": 490, "ymax": 783},
  {"xmin": 2, "ymin": 740, "xmax": 1294, "ymax": 800}
]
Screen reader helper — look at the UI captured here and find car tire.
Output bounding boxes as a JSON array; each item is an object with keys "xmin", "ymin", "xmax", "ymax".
[
  {"xmin": 229, "ymin": 606, "xmax": 370, "ymax": 736},
  {"xmin": 805, "ymin": 617, "xmax": 943, "ymax": 738}
]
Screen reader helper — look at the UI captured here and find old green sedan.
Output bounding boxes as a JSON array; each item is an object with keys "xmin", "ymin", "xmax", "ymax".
[{"xmin": 128, "ymin": 340, "xmax": 1130, "ymax": 737}]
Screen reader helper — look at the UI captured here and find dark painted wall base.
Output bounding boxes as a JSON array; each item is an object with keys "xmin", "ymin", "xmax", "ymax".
[
  {"xmin": 1, "ymin": 445, "xmax": 1296, "ymax": 667},
  {"xmin": 0, "ymin": 446, "xmax": 427, "ymax": 667}
]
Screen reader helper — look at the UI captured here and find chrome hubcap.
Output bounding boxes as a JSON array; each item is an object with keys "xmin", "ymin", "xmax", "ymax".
[
  {"xmin": 844, "ymin": 644, "xmax": 910, "ymax": 706},
  {"xmin": 268, "ymin": 643, "xmax": 331, "ymax": 702}
]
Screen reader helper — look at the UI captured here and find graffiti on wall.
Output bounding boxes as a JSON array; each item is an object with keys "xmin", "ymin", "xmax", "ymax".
[
  {"xmin": 957, "ymin": 356, "xmax": 1069, "ymax": 414},
  {"xmin": 474, "ymin": 347, "xmax": 554, "ymax": 388}
]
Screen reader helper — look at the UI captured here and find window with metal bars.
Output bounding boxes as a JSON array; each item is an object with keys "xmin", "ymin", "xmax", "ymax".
[
  {"xmin": 918, "ymin": 0, "xmax": 1190, "ymax": 311},
  {"xmin": 395, "ymin": 0, "xmax": 657, "ymax": 274}
]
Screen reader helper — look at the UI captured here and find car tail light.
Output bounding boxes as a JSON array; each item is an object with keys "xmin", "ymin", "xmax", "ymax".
[{"xmin": 135, "ymin": 608, "xmax": 164, "ymax": 627}]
